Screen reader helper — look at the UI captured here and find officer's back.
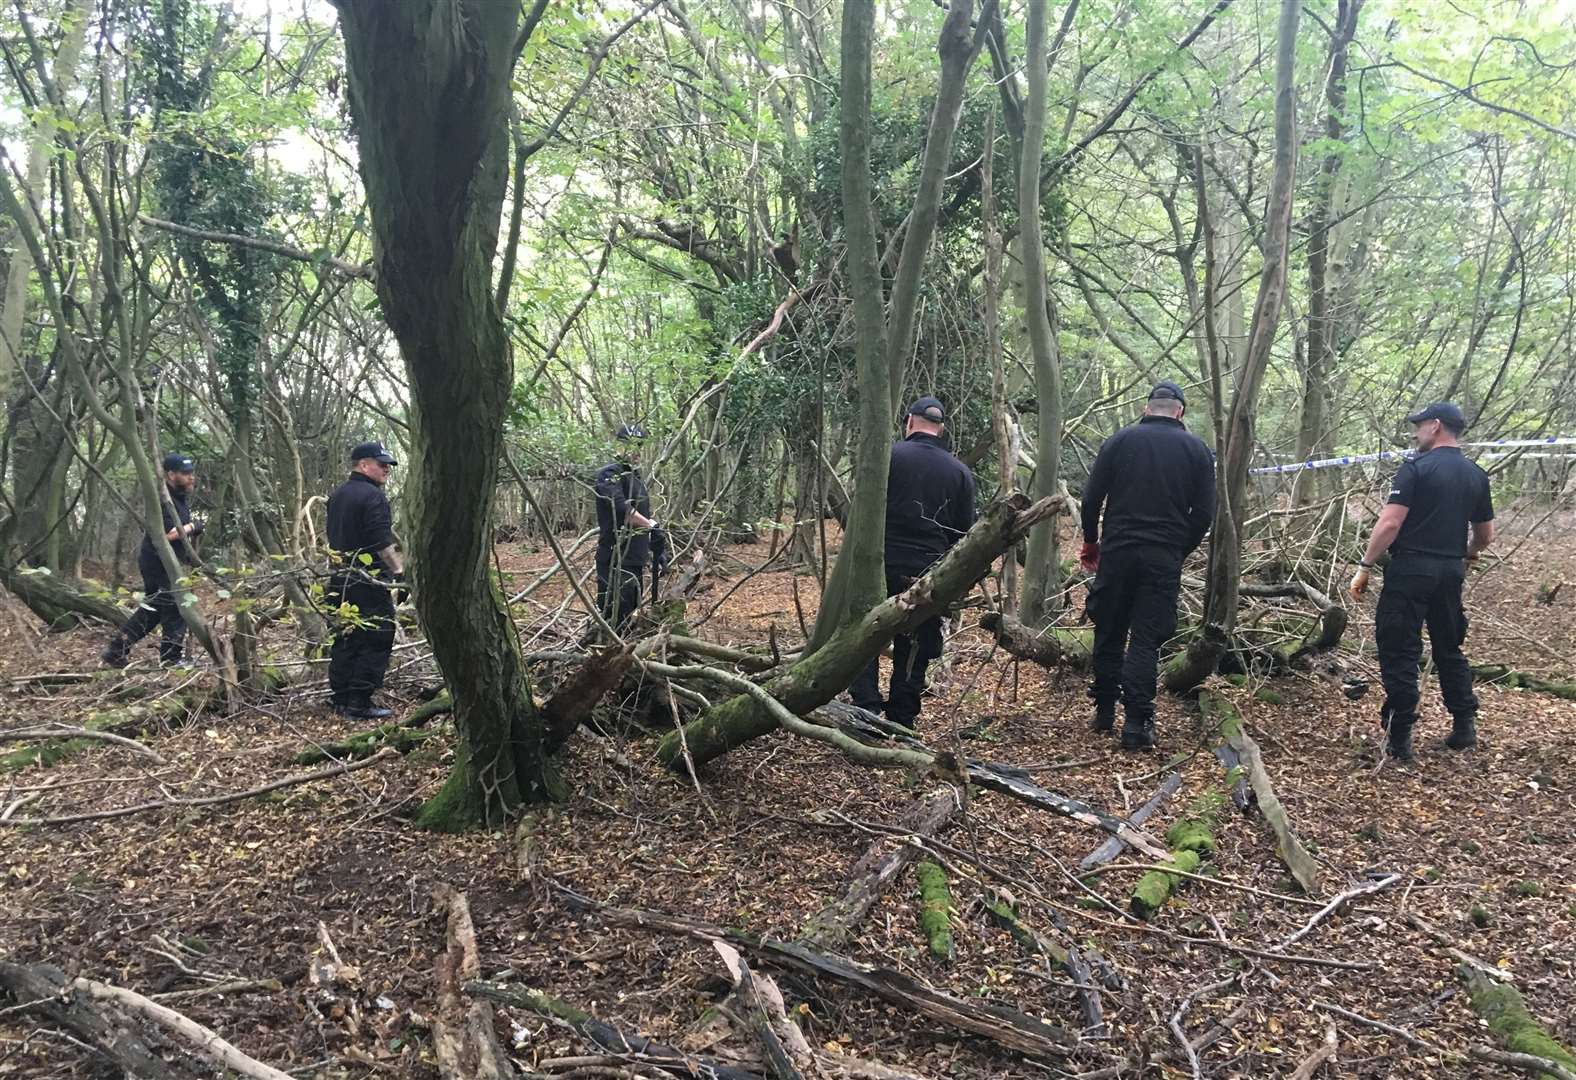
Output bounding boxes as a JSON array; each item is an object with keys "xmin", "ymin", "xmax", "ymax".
[
  {"xmin": 1084, "ymin": 393, "xmax": 1215, "ymax": 555},
  {"xmin": 886, "ymin": 397, "xmax": 976, "ymax": 575},
  {"xmin": 1389, "ymin": 447, "xmax": 1492, "ymax": 560}
]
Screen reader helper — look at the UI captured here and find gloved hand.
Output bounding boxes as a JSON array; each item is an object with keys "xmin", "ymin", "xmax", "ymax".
[
  {"xmin": 392, "ymin": 571, "xmax": 410, "ymax": 605},
  {"xmin": 187, "ymin": 517, "xmax": 205, "ymax": 538},
  {"xmin": 1078, "ymin": 540, "xmax": 1100, "ymax": 574},
  {"xmin": 1349, "ymin": 564, "xmax": 1372, "ymax": 599}
]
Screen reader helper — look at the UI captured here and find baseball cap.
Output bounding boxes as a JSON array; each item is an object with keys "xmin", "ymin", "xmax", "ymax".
[
  {"xmin": 1405, "ymin": 402, "xmax": 1465, "ymax": 431},
  {"xmin": 615, "ymin": 423, "xmax": 648, "ymax": 441},
  {"xmin": 907, "ymin": 396, "xmax": 946, "ymax": 423},
  {"xmin": 1148, "ymin": 380, "xmax": 1186, "ymax": 406},
  {"xmin": 350, "ymin": 441, "xmax": 398, "ymax": 465},
  {"xmin": 162, "ymin": 452, "xmax": 195, "ymax": 474}
]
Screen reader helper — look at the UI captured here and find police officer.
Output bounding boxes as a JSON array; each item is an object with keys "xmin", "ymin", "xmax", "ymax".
[
  {"xmin": 101, "ymin": 452, "xmax": 204, "ymax": 668},
  {"xmin": 594, "ymin": 423, "xmax": 667, "ymax": 633},
  {"xmin": 849, "ymin": 396, "xmax": 976, "ymax": 730},
  {"xmin": 1079, "ymin": 381, "xmax": 1215, "ymax": 750},
  {"xmin": 326, "ymin": 441, "xmax": 404, "ymax": 719},
  {"xmin": 1350, "ymin": 403, "xmax": 1493, "ymax": 762}
]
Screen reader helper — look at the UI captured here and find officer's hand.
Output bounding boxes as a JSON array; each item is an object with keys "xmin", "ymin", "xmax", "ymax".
[
  {"xmin": 1078, "ymin": 541, "xmax": 1100, "ymax": 574},
  {"xmin": 187, "ymin": 517, "xmax": 205, "ymax": 538},
  {"xmin": 1349, "ymin": 565, "xmax": 1371, "ymax": 599},
  {"xmin": 393, "ymin": 571, "xmax": 410, "ymax": 605}
]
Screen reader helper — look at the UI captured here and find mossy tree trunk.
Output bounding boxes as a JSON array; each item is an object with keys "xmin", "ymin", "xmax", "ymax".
[{"xmin": 332, "ymin": 0, "xmax": 565, "ymax": 827}]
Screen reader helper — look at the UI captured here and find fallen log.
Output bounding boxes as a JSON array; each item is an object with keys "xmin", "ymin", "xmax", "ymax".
[
  {"xmin": 799, "ymin": 788, "xmax": 961, "ymax": 951},
  {"xmin": 1078, "ymin": 772, "xmax": 1182, "ymax": 870},
  {"xmin": 542, "ymin": 642, "xmax": 635, "ymax": 747},
  {"xmin": 430, "ymin": 885, "xmax": 515, "ymax": 1080},
  {"xmin": 978, "ymin": 612, "xmax": 1091, "ymax": 669},
  {"xmin": 914, "ymin": 860, "xmax": 956, "ymax": 961},
  {"xmin": 1200, "ymin": 692, "xmax": 1321, "ymax": 893},
  {"xmin": 1130, "ymin": 790, "xmax": 1225, "ymax": 919},
  {"xmin": 0, "ymin": 560, "xmax": 127, "ymax": 630},
  {"xmin": 0, "ymin": 961, "xmax": 187, "ymax": 1078},
  {"xmin": 655, "ymin": 495, "xmax": 1065, "ymax": 769},
  {"xmin": 1459, "ymin": 963, "xmax": 1576, "ymax": 1079},
  {"xmin": 1471, "ymin": 664, "xmax": 1576, "ymax": 701},
  {"xmin": 559, "ymin": 889, "xmax": 1074, "ymax": 1059},
  {"xmin": 985, "ymin": 897, "xmax": 1103, "ymax": 1036},
  {"xmin": 465, "ymin": 981, "xmax": 762, "ymax": 1080}
]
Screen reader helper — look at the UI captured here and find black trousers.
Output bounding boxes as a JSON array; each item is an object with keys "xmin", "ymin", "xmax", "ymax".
[
  {"xmin": 595, "ymin": 548, "xmax": 643, "ymax": 632},
  {"xmin": 1088, "ymin": 545, "xmax": 1183, "ymax": 723},
  {"xmin": 113, "ymin": 564, "xmax": 186, "ymax": 665},
  {"xmin": 1375, "ymin": 557, "xmax": 1478, "ymax": 727},
  {"xmin": 850, "ymin": 570, "xmax": 945, "ymax": 728},
  {"xmin": 328, "ymin": 572, "xmax": 396, "ymax": 706}
]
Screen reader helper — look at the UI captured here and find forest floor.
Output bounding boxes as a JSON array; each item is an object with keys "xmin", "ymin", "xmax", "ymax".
[{"xmin": 2, "ymin": 516, "xmax": 1575, "ymax": 1079}]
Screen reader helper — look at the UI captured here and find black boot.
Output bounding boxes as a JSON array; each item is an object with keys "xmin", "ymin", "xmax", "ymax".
[
  {"xmin": 1386, "ymin": 717, "xmax": 1416, "ymax": 764},
  {"xmin": 1120, "ymin": 715, "xmax": 1155, "ymax": 751},
  {"xmin": 100, "ymin": 639, "xmax": 129, "ymax": 669},
  {"xmin": 1445, "ymin": 713, "xmax": 1478, "ymax": 750},
  {"xmin": 1091, "ymin": 703, "xmax": 1116, "ymax": 733}
]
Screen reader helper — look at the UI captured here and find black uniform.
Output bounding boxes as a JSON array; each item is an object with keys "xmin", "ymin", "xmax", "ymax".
[
  {"xmin": 849, "ymin": 432, "xmax": 976, "ymax": 728},
  {"xmin": 1375, "ymin": 447, "xmax": 1494, "ymax": 731},
  {"xmin": 106, "ymin": 486, "xmax": 198, "ymax": 665},
  {"xmin": 326, "ymin": 473, "xmax": 398, "ymax": 708},
  {"xmin": 1081, "ymin": 416, "xmax": 1216, "ymax": 732},
  {"xmin": 594, "ymin": 461, "xmax": 665, "ymax": 631}
]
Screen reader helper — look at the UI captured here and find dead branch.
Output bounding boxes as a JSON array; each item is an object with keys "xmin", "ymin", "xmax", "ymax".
[
  {"xmin": 0, "ymin": 961, "xmax": 186, "ymax": 1079},
  {"xmin": 0, "ymin": 724, "xmax": 167, "ymax": 764},
  {"xmin": 1278, "ymin": 873, "xmax": 1400, "ymax": 949},
  {"xmin": 2, "ymin": 747, "xmax": 398, "ymax": 826},
  {"xmin": 1079, "ymin": 772, "xmax": 1182, "ymax": 870},
  {"xmin": 1288, "ymin": 1025, "xmax": 1339, "ymax": 1080},
  {"xmin": 1468, "ymin": 1046, "xmax": 1576, "ymax": 1080},
  {"xmin": 430, "ymin": 884, "xmax": 515, "ymax": 1080}
]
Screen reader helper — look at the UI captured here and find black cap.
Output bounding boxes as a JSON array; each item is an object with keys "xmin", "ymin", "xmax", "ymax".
[
  {"xmin": 615, "ymin": 423, "xmax": 647, "ymax": 441},
  {"xmin": 907, "ymin": 396, "xmax": 946, "ymax": 423},
  {"xmin": 1148, "ymin": 381, "xmax": 1186, "ymax": 406},
  {"xmin": 1405, "ymin": 402, "xmax": 1466, "ymax": 431},
  {"xmin": 350, "ymin": 441, "xmax": 398, "ymax": 465},
  {"xmin": 162, "ymin": 452, "xmax": 195, "ymax": 474}
]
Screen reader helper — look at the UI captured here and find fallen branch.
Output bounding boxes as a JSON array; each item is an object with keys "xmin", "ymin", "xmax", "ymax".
[
  {"xmin": 560, "ymin": 889, "xmax": 1074, "ymax": 1059},
  {"xmin": 800, "ymin": 788, "xmax": 961, "ymax": 951},
  {"xmin": 655, "ymin": 495, "xmax": 1065, "ymax": 768},
  {"xmin": 0, "ymin": 961, "xmax": 183, "ymax": 1079},
  {"xmin": 74, "ymin": 974, "xmax": 294, "ymax": 1079},
  {"xmin": 985, "ymin": 896, "xmax": 1104, "ymax": 1037},
  {"xmin": 1201, "ymin": 692, "xmax": 1321, "ymax": 893},
  {"xmin": 1468, "ymin": 1046, "xmax": 1576, "ymax": 1080},
  {"xmin": 0, "ymin": 725, "xmax": 167, "ymax": 764},
  {"xmin": 1278, "ymin": 873, "xmax": 1400, "ymax": 949},
  {"xmin": 1459, "ymin": 963, "xmax": 1576, "ymax": 1078},
  {"xmin": 1288, "ymin": 1025, "xmax": 1339, "ymax": 1080},
  {"xmin": 1311, "ymin": 1000, "xmax": 1439, "ymax": 1051},
  {"xmin": 1079, "ymin": 772, "xmax": 1182, "ymax": 870},
  {"xmin": 1471, "ymin": 664, "xmax": 1576, "ymax": 701},
  {"xmin": 2, "ymin": 747, "xmax": 397, "ymax": 826},
  {"xmin": 1238, "ymin": 581, "xmax": 1347, "ymax": 655},
  {"xmin": 978, "ymin": 612, "xmax": 1091, "ymax": 669},
  {"xmin": 430, "ymin": 884, "xmax": 515, "ymax": 1080},
  {"xmin": 465, "ymin": 981, "xmax": 761, "ymax": 1080}
]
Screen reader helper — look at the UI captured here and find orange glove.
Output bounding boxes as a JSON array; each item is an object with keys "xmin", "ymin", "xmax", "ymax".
[
  {"xmin": 1078, "ymin": 541, "xmax": 1100, "ymax": 574},
  {"xmin": 1349, "ymin": 564, "xmax": 1372, "ymax": 599}
]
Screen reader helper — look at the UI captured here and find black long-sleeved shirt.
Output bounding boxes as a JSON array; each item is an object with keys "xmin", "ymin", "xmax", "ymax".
[
  {"xmin": 137, "ymin": 485, "xmax": 196, "ymax": 581},
  {"xmin": 327, "ymin": 472, "xmax": 397, "ymax": 575},
  {"xmin": 594, "ymin": 460, "xmax": 654, "ymax": 566},
  {"xmin": 1081, "ymin": 416, "xmax": 1216, "ymax": 555},
  {"xmin": 884, "ymin": 432, "xmax": 977, "ymax": 576}
]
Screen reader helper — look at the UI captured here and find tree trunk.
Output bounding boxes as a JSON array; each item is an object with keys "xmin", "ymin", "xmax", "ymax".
[
  {"xmin": 809, "ymin": 0, "xmax": 989, "ymax": 650},
  {"xmin": 332, "ymin": 0, "xmax": 565, "ymax": 827},
  {"xmin": 1291, "ymin": 0, "xmax": 1362, "ymax": 506},
  {"xmin": 1166, "ymin": 0, "xmax": 1302, "ymax": 692},
  {"xmin": 1014, "ymin": 0, "xmax": 1065, "ymax": 630},
  {"xmin": 981, "ymin": 109, "xmax": 1018, "ymax": 617},
  {"xmin": 805, "ymin": 0, "xmax": 891, "ymax": 650}
]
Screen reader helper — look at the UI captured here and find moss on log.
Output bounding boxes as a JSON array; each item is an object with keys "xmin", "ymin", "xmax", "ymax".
[
  {"xmin": 978, "ymin": 612, "xmax": 1092, "ymax": 669},
  {"xmin": 1131, "ymin": 848, "xmax": 1203, "ymax": 918},
  {"xmin": 1472, "ymin": 665, "xmax": 1576, "ymax": 701},
  {"xmin": 1460, "ymin": 964, "xmax": 1576, "ymax": 1077},
  {"xmin": 915, "ymin": 860, "xmax": 955, "ymax": 961},
  {"xmin": 1130, "ymin": 790, "xmax": 1224, "ymax": 918}
]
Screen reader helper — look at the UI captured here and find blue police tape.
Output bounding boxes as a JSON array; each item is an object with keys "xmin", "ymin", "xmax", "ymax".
[{"xmin": 1250, "ymin": 437, "xmax": 1576, "ymax": 476}]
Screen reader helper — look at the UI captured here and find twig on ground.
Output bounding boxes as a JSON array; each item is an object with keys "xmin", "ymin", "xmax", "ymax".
[
  {"xmin": 1288, "ymin": 1025, "xmax": 1339, "ymax": 1080},
  {"xmin": 1279, "ymin": 873, "xmax": 1402, "ymax": 948},
  {"xmin": 1468, "ymin": 1046, "xmax": 1576, "ymax": 1080},
  {"xmin": 1311, "ymin": 1001, "xmax": 1441, "ymax": 1052},
  {"xmin": 0, "ymin": 725, "xmax": 168, "ymax": 764}
]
